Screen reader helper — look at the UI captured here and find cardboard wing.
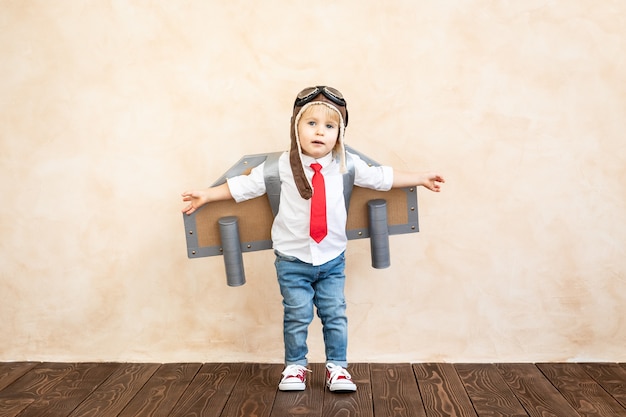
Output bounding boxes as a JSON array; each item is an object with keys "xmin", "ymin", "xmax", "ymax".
[{"xmin": 183, "ymin": 146, "xmax": 419, "ymax": 259}]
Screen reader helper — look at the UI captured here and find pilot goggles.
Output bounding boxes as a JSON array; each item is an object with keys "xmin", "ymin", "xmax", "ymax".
[{"xmin": 294, "ymin": 86, "xmax": 348, "ymax": 126}]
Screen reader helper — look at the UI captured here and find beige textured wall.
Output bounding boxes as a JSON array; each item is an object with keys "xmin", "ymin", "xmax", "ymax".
[{"xmin": 1, "ymin": 1, "xmax": 625, "ymax": 363}]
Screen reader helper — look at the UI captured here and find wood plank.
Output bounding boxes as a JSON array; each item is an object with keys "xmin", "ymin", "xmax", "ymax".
[
  {"xmin": 67, "ymin": 363, "xmax": 161, "ymax": 417},
  {"xmin": 581, "ymin": 363, "xmax": 626, "ymax": 409},
  {"xmin": 0, "ymin": 362, "xmax": 76, "ymax": 417},
  {"xmin": 537, "ymin": 363, "xmax": 626, "ymax": 417},
  {"xmin": 0, "ymin": 362, "xmax": 624, "ymax": 417},
  {"xmin": 495, "ymin": 363, "xmax": 581, "ymax": 417},
  {"xmin": 16, "ymin": 362, "xmax": 119, "ymax": 417},
  {"xmin": 0, "ymin": 397, "xmax": 36, "ymax": 417},
  {"xmin": 168, "ymin": 363, "xmax": 243, "ymax": 417},
  {"xmin": 220, "ymin": 363, "xmax": 283, "ymax": 417},
  {"xmin": 455, "ymin": 363, "xmax": 528, "ymax": 417},
  {"xmin": 321, "ymin": 363, "xmax": 374, "ymax": 417},
  {"xmin": 370, "ymin": 363, "xmax": 426, "ymax": 417},
  {"xmin": 117, "ymin": 363, "xmax": 202, "ymax": 417},
  {"xmin": 0, "ymin": 362, "xmax": 40, "ymax": 392},
  {"xmin": 270, "ymin": 363, "xmax": 326, "ymax": 417},
  {"xmin": 413, "ymin": 363, "xmax": 478, "ymax": 417}
]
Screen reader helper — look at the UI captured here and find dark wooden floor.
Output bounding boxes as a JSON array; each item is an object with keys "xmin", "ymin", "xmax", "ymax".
[{"xmin": 1, "ymin": 362, "xmax": 626, "ymax": 417}]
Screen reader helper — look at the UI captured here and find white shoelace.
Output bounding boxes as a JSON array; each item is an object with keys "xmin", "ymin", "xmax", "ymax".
[
  {"xmin": 327, "ymin": 364, "xmax": 352, "ymax": 383},
  {"xmin": 282, "ymin": 364, "xmax": 310, "ymax": 379}
]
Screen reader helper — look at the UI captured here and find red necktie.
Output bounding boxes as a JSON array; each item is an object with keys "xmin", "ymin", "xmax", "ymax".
[{"xmin": 310, "ymin": 163, "xmax": 327, "ymax": 243}]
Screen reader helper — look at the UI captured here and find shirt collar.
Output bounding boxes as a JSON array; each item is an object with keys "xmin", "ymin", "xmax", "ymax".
[{"xmin": 301, "ymin": 152, "xmax": 334, "ymax": 169}]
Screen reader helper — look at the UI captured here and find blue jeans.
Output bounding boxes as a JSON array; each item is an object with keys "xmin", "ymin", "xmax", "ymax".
[{"xmin": 274, "ymin": 251, "xmax": 348, "ymax": 368}]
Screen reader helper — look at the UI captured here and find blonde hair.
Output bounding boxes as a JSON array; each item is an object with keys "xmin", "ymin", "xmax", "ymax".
[{"xmin": 300, "ymin": 103, "xmax": 341, "ymax": 125}]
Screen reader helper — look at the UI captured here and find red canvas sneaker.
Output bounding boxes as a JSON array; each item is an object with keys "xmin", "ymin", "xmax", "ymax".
[
  {"xmin": 326, "ymin": 363, "xmax": 357, "ymax": 392},
  {"xmin": 278, "ymin": 365, "xmax": 310, "ymax": 391}
]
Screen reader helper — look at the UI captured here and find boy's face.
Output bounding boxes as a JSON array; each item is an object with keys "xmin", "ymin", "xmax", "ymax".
[{"xmin": 297, "ymin": 105, "xmax": 340, "ymax": 159}]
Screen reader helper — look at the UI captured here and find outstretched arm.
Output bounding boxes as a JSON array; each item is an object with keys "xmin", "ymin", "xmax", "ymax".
[
  {"xmin": 392, "ymin": 169, "xmax": 445, "ymax": 192},
  {"xmin": 181, "ymin": 182, "xmax": 233, "ymax": 215}
]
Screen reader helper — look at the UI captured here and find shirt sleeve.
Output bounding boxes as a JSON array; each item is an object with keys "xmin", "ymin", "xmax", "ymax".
[
  {"xmin": 226, "ymin": 162, "xmax": 267, "ymax": 203},
  {"xmin": 351, "ymin": 153, "xmax": 394, "ymax": 191}
]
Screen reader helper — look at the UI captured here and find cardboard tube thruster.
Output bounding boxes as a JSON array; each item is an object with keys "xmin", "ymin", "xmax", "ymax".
[
  {"xmin": 367, "ymin": 199, "xmax": 390, "ymax": 269},
  {"xmin": 218, "ymin": 216, "xmax": 246, "ymax": 286}
]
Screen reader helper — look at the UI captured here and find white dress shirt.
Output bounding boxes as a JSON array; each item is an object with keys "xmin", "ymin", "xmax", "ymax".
[{"xmin": 227, "ymin": 151, "xmax": 393, "ymax": 265}]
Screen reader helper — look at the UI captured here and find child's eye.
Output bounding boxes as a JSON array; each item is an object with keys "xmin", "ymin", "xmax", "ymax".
[
  {"xmin": 308, "ymin": 121, "xmax": 316, "ymax": 126},
  {"xmin": 326, "ymin": 124, "xmax": 336, "ymax": 129}
]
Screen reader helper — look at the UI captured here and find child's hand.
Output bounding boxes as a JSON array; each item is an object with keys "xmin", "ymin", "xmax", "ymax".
[
  {"xmin": 181, "ymin": 183, "xmax": 233, "ymax": 214},
  {"xmin": 420, "ymin": 173, "xmax": 445, "ymax": 192},
  {"xmin": 181, "ymin": 190, "xmax": 209, "ymax": 215},
  {"xmin": 392, "ymin": 170, "xmax": 445, "ymax": 191}
]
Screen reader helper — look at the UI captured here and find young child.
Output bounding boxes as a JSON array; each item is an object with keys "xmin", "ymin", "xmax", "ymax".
[{"xmin": 181, "ymin": 86, "xmax": 444, "ymax": 392}]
